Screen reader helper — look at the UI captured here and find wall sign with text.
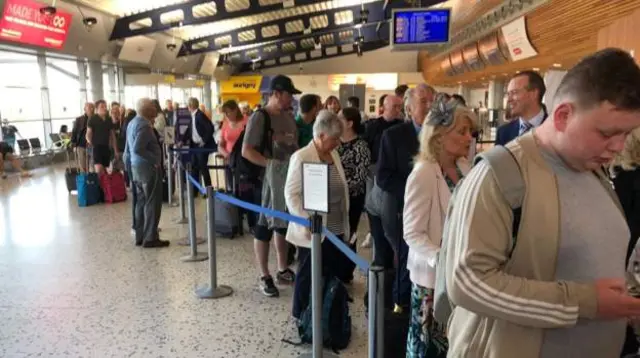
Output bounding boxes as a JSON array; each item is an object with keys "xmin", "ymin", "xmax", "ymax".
[{"xmin": 0, "ymin": 0, "xmax": 73, "ymax": 50}]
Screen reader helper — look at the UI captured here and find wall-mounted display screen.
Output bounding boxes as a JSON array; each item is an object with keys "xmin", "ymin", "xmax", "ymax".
[
  {"xmin": 391, "ymin": 8, "xmax": 451, "ymax": 50},
  {"xmin": 0, "ymin": 0, "xmax": 72, "ymax": 50}
]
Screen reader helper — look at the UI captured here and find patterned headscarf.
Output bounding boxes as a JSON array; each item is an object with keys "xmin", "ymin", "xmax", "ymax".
[{"xmin": 426, "ymin": 96, "xmax": 459, "ymax": 127}]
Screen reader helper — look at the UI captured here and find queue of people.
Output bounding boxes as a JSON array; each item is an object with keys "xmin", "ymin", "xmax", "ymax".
[
  {"xmin": 231, "ymin": 49, "xmax": 640, "ymax": 358},
  {"xmin": 51, "ymin": 48, "xmax": 640, "ymax": 357}
]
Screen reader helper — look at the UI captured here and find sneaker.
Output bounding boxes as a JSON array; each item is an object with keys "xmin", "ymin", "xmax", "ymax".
[
  {"xmin": 260, "ymin": 275, "xmax": 279, "ymax": 297},
  {"xmin": 276, "ymin": 268, "xmax": 295, "ymax": 285},
  {"xmin": 130, "ymin": 228, "xmax": 136, "ymax": 236}
]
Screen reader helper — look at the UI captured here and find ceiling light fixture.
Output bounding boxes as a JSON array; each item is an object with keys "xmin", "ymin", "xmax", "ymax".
[
  {"xmin": 552, "ymin": 63, "xmax": 562, "ymax": 68},
  {"xmin": 40, "ymin": 0, "xmax": 57, "ymax": 15}
]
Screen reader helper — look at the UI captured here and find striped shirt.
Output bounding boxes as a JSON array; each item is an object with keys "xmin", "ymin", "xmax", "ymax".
[{"xmin": 326, "ymin": 164, "xmax": 346, "ymax": 235}]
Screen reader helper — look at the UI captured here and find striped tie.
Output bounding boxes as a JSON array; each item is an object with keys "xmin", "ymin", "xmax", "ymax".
[{"xmin": 519, "ymin": 121, "xmax": 533, "ymax": 135}]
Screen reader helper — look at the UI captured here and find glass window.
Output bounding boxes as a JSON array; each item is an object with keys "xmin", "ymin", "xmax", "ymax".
[
  {"xmin": 8, "ymin": 120, "xmax": 46, "ymax": 145},
  {"xmin": 158, "ymin": 84, "xmax": 172, "ymax": 106},
  {"xmin": 46, "ymin": 58, "xmax": 82, "ymax": 119},
  {"xmin": 0, "ymin": 50, "xmax": 40, "ymax": 88},
  {"xmin": 0, "ymin": 87, "xmax": 43, "ymax": 121},
  {"xmin": 51, "ymin": 118, "xmax": 75, "ymax": 137},
  {"xmin": 124, "ymin": 86, "xmax": 155, "ymax": 110}
]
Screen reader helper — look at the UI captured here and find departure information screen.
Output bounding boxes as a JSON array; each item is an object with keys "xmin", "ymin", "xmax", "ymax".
[{"xmin": 392, "ymin": 9, "xmax": 451, "ymax": 46}]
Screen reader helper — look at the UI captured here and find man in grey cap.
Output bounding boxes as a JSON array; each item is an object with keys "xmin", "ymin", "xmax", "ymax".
[{"xmin": 242, "ymin": 75, "xmax": 301, "ymax": 297}]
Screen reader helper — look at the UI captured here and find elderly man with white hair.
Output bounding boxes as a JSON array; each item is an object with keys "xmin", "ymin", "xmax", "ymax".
[
  {"xmin": 375, "ymin": 83, "xmax": 435, "ymax": 314},
  {"xmin": 284, "ymin": 109, "xmax": 351, "ymax": 320},
  {"xmin": 123, "ymin": 98, "xmax": 169, "ymax": 248}
]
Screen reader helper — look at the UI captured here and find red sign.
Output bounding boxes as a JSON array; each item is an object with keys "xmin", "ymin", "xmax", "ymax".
[{"xmin": 0, "ymin": 0, "xmax": 72, "ymax": 50}]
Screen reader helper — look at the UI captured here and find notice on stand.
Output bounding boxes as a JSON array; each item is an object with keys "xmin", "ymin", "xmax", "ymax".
[{"xmin": 302, "ymin": 162, "xmax": 329, "ymax": 214}]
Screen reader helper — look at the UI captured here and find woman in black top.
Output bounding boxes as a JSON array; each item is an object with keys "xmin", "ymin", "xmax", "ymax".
[{"xmin": 337, "ymin": 107, "xmax": 371, "ymax": 281}]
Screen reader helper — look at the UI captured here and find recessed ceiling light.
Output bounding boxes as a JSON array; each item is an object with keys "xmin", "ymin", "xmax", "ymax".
[
  {"xmin": 552, "ymin": 63, "xmax": 562, "ymax": 68},
  {"xmin": 532, "ymin": 67, "xmax": 540, "ymax": 71}
]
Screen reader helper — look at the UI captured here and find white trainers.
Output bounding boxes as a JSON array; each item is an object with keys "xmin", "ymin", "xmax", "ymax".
[{"xmin": 360, "ymin": 233, "xmax": 372, "ymax": 248}]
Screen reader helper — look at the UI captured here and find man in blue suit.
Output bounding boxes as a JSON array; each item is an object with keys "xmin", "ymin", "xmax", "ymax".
[
  {"xmin": 495, "ymin": 71, "xmax": 547, "ymax": 146},
  {"xmin": 187, "ymin": 97, "xmax": 215, "ymax": 189}
]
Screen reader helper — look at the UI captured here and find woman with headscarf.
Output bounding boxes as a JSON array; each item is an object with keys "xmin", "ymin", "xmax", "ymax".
[{"xmin": 403, "ymin": 99, "xmax": 477, "ymax": 357}]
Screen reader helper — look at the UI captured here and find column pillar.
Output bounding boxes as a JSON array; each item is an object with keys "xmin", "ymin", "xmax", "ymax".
[
  {"xmin": 456, "ymin": 84, "xmax": 470, "ymax": 103},
  {"xmin": 107, "ymin": 64, "xmax": 117, "ymax": 103},
  {"xmin": 37, "ymin": 54, "xmax": 53, "ymax": 147},
  {"xmin": 487, "ymin": 79, "xmax": 505, "ymax": 125},
  {"xmin": 203, "ymin": 79, "xmax": 212, "ymax": 112},
  {"xmin": 543, "ymin": 70, "xmax": 568, "ymax": 109},
  {"xmin": 487, "ymin": 80, "xmax": 505, "ymax": 110},
  {"xmin": 117, "ymin": 66, "xmax": 125, "ymax": 104},
  {"xmin": 88, "ymin": 61, "xmax": 104, "ymax": 101},
  {"xmin": 77, "ymin": 59, "xmax": 87, "ymax": 107}
]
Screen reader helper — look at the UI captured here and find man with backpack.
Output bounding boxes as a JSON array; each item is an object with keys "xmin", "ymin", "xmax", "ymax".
[
  {"xmin": 241, "ymin": 75, "xmax": 300, "ymax": 297},
  {"xmin": 439, "ymin": 48, "xmax": 640, "ymax": 357}
]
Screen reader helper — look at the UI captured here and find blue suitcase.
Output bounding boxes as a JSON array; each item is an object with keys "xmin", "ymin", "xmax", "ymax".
[{"xmin": 77, "ymin": 172, "xmax": 101, "ymax": 207}]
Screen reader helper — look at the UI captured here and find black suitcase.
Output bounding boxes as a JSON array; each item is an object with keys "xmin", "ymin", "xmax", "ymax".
[
  {"xmin": 209, "ymin": 157, "xmax": 242, "ymax": 238},
  {"xmin": 65, "ymin": 150, "xmax": 78, "ymax": 193}
]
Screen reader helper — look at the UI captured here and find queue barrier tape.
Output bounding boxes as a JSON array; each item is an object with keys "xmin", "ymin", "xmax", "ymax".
[
  {"xmin": 186, "ymin": 173, "xmax": 207, "ymax": 195},
  {"xmin": 177, "ymin": 152, "xmax": 371, "ymax": 271}
]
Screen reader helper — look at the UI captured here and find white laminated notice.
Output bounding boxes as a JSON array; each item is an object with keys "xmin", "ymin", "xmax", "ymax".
[
  {"xmin": 302, "ymin": 162, "xmax": 329, "ymax": 214},
  {"xmin": 164, "ymin": 126, "xmax": 175, "ymax": 145}
]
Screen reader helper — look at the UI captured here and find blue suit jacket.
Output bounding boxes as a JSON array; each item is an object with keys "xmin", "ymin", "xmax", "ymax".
[
  {"xmin": 376, "ymin": 121, "xmax": 420, "ymax": 201},
  {"xmin": 494, "ymin": 120, "xmax": 520, "ymax": 146},
  {"xmin": 495, "ymin": 111, "xmax": 548, "ymax": 146},
  {"xmin": 186, "ymin": 109, "xmax": 216, "ymax": 150}
]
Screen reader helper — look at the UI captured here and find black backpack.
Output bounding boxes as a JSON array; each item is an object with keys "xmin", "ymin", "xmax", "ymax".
[
  {"xmin": 228, "ymin": 109, "xmax": 272, "ymax": 180},
  {"xmin": 288, "ymin": 276, "xmax": 352, "ymax": 353}
]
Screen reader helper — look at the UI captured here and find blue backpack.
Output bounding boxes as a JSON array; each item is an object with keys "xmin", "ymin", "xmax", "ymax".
[{"xmin": 296, "ymin": 277, "xmax": 352, "ymax": 353}]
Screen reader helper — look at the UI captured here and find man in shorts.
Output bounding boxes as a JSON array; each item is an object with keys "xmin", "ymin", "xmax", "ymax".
[
  {"xmin": 0, "ymin": 141, "xmax": 31, "ymax": 179},
  {"xmin": 242, "ymin": 75, "xmax": 300, "ymax": 297},
  {"xmin": 86, "ymin": 99, "xmax": 116, "ymax": 174}
]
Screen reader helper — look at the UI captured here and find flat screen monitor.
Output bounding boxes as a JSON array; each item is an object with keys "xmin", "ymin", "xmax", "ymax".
[{"xmin": 391, "ymin": 8, "xmax": 451, "ymax": 50}]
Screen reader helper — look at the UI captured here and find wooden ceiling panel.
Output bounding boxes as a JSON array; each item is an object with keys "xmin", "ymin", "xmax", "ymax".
[{"xmin": 422, "ymin": 0, "xmax": 640, "ymax": 87}]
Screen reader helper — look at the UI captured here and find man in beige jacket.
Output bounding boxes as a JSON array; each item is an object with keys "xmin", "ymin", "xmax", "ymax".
[{"xmin": 443, "ymin": 48, "xmax": 640, "ymax": 357}]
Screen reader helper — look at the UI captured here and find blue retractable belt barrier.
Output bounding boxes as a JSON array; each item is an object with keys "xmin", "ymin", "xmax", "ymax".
[
  {"xmin": 176, "ymin": 149, "xmax": 371, "ymax": 271},
  {"xmin": 186, "ymin": 173, "xmax": 207, "ymax": 195}
]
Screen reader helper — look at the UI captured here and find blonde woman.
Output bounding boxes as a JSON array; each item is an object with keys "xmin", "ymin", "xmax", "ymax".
[
  {"xmin": 403, "ymin": 100, "xmax": 476, "ymax": 357},
  {"xmin": 610, "ymin": 127, "xmax": 640, "ymax": 267}
]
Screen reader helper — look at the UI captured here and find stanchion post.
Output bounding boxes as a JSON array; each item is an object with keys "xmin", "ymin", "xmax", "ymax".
[
  {"xmin": 175, "ymin": 160, "xmax": 187, "ymax": 224},
  {"xmin": 299, "ymin": 214, "xmax": 337, "ymax": 358},
  {"xmin": 181, "ymin": 163, "xmax": 208, "ymax": 262},
  {"xmin": 368, "ymin": 266, "xmax": 385, "ymax": 358},
  {"xmin": 196, "ymin": 186, "xmax": 233, "ymax": 299},
  {"xmin": 166, "ymin": 147, "xmax": 177, "ymax": 207}
]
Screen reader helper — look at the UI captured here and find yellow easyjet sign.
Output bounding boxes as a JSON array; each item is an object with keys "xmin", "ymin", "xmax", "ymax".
[{"xmin": 221, "ymin": 75, "xmax": 262, "ymax": 93}]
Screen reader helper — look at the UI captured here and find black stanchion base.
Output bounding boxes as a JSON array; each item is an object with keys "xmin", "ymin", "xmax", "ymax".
[
  {"xmin": 180, "ymin": 252, "xmax": 208, "ymax": 262},
  {"xmin": 178, "ymin": 236, "xmax": 206, "ymax": 246},
  {"xmin": 298, "ymin": 351, "xmax": 339, "ymax": 358},
  {"xmin": 195, "ymin": 285, "xmax": 233, "ymax": 299}
]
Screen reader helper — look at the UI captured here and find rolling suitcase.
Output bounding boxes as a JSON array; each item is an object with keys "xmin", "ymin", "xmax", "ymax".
[
  {"xmin": 77, "ymin": 154, "xmax": 101, "ymax": 207},
  {"xmin": 209, "ymin": 156, "xmax": 242, "ymax": 238},
  {"xmin": 100, "ymin": 170, "xmax": 127, "ymax": 203},
  {"xmin": 77, "ymin": 172, "xmax": 101, "ymax": 207},
  {"xmin": 64, "ymin": 150, "xmax": 78, "ymax": 193}
]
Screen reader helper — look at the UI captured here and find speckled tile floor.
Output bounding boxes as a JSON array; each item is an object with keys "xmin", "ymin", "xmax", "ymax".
[{"xmin": 0, "ymin": 165, "xmax": 370, "ymax": 358}]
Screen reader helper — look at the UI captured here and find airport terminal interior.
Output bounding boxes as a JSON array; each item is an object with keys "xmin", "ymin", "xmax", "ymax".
[{"xmin": 2, "ymin": 0, "xmax": 640, "ymax": 357}]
